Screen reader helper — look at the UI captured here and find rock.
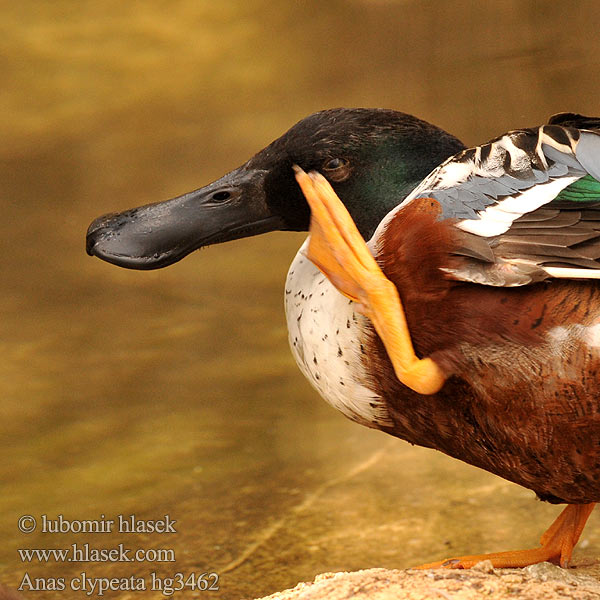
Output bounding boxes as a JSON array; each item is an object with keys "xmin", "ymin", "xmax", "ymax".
[{"xmin": 256, "ymin": 564, "xmax": 600, "ymax": 600}]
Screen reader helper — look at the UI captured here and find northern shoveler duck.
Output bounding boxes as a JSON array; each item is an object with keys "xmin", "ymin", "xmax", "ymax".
[{"xmin": 86, "ymin": 109, "xmax": 600, "ymax": 569}]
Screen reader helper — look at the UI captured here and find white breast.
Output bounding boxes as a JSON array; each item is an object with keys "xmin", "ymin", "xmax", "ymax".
[{"xmin": 284, "ymin": 239, "xmax": 392, "ymax": 428}]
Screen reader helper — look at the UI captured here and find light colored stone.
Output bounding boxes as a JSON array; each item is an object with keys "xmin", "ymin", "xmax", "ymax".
[{"xmin": 256, "ymin": 564, "xmax": 600, "ymax": 600}]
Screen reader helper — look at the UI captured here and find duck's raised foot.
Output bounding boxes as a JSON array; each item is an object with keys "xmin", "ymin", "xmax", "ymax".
[
  {"xmin": 293, "ymin": 166, "xmax": 446, "ymax": 395},
  {"xmin": 414, "ymin": 503, "xmax": 596, "ymax": 570}
]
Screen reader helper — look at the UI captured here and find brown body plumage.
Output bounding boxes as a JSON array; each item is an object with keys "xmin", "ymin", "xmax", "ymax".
[{"xmin": 364, "ymin": 198, "xmax": 600, "ymax": 504}]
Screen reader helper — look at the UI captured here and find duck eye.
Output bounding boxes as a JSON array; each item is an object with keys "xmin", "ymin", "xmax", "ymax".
[
  {"xmin": 211, "ymin": 191, "xmax": 231, "ymax": 202},
  {"xmin": 323, "ymin": 157, "xmax": 348, "ymax": 170},
  {"xmin": 322, "ymin": 157, "xmax": 351, "ymax": 182}
]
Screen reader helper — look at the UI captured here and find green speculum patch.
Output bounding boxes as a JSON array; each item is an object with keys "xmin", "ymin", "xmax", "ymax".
[{"xmin": 553, "ymin": 174, "xmax": 600, "ymax": 203}]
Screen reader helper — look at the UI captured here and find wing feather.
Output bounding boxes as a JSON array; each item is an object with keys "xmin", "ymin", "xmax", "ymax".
[{"xmin": 373, "ymin": 115, "xmax": 600, "ymax": 287}]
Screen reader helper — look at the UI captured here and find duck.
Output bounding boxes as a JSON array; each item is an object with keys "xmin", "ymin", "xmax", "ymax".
[{"xmin": 86, "ymin": 108, "xmax": 600, "ymax": 569}]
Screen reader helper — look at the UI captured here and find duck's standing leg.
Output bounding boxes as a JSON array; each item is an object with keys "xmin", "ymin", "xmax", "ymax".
[
  {"xmin": 416, "ymin": 503, "xmax": 596, "ymax": 569},
  {"xmin": 293, "ymin": 167, "xmax": 446, "ymax": 396}
]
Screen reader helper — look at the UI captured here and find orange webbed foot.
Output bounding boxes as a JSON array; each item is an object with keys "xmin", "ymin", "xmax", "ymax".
[
  {"xmin": 414, "ymin": 503, "xmax": 596, "ymax": 570},
  {"xmin": 293, "ymin": 166, "xmax": 446, "ymax": 395}
]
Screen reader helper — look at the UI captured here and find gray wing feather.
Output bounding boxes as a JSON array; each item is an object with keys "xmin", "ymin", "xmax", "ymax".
[
  {"xmin": 403, "ymin": 125, "xmax": 595, "ymax": 223},
  {"xmin": 391, "ymin": 121, "xmax": 600, "ymax": 286},
  {"xmin": 575, "ymin": 132, "xmax": 600, "ymax": 181}
]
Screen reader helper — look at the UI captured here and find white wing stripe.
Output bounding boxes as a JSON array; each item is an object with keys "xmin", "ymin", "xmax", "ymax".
[
  {"xmin": 543, "ymin": 267, "xmax": 600, "ymax": 279},
  {"xmin": 456, "ymin": 176, "xmax": 580, "ymax": 237}
]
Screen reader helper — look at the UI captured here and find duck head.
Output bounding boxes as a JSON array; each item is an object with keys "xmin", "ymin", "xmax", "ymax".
[{"xmin": 86, "ymin": 108, "xmax": 464, "ymax": 269}]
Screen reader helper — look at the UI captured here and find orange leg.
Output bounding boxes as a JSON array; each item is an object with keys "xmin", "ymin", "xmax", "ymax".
[
  {"xmin": 415, "ymin": 503, "xmax": 596, "ymax": 569},
  {"xmin": 293, "ymin": 166, "xmax": 446, "ymax": 395}
]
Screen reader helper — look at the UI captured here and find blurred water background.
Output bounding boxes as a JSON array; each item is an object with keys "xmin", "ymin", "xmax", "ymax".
[{"xmin": 2, "ymin": 1, "xmax": 600, "ymax": 598}]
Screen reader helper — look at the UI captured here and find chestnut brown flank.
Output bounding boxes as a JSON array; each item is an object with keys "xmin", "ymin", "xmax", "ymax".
[{"xmin": 363, "ymin": 198, "xmax": 600, "ymax": 504}]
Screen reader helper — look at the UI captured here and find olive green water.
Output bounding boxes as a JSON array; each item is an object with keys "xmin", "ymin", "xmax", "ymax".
[{"xmin": 2, "ymin": 2, "xmax": 600, "ymax": 599}]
